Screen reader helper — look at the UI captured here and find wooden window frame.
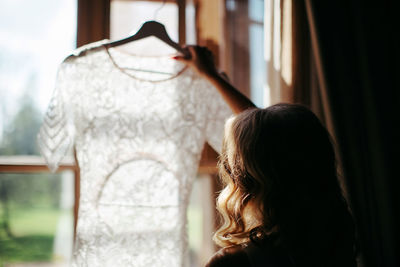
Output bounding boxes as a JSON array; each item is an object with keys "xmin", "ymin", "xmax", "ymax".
[
  {"xmin": 0, "ymin": 156, "xmax": 80, "ymax": 235},
  {"xmin": 0, "ymin": 0, "xmax": 221, "ymax": 240}
]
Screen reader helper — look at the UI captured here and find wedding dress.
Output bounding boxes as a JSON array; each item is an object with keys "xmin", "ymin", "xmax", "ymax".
[{"xmin": 37, "ymin": 40, "xmax": 232, "ymax": 266}]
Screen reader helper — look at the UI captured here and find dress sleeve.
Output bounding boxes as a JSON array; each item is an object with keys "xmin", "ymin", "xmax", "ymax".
[
  {"xmin": 203, "ymin": 78, "xmax": 234, "ymax": 154},
  {"xmin": 37, "ymin": 62, "xmax": 75, "ymax": 173}
]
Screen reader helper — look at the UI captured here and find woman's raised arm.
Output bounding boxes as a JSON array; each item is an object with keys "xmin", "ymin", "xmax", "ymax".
[{"xmin": 173, "ymin": 46, "xmax": 255, "ymax": 114}]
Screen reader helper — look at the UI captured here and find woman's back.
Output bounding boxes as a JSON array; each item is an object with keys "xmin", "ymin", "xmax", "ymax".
[
  {"xmin": 206, "ymin": 236, "xmax": 294, "ymax": 267},
  {"xmin": 206, "ymin": 105, "xmax": 357, "ymax": 267},
  {"xmin": 207, "ymin": 237, "xmax": 357, "ymax": 267},
  {"xmin": 173, "ymin": 49, "xmax": 357, "ymax": 267}
]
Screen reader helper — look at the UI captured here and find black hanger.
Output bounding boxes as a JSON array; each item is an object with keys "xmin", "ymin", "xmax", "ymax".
[{"xmin": 105, "ymin": 20, "xmax": 188, "ymax": 57}]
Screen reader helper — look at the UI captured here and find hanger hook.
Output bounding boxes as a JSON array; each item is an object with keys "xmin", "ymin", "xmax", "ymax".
[{"xmin": 153, "ymin": 0, "xmax": 167, "ymax": 21}]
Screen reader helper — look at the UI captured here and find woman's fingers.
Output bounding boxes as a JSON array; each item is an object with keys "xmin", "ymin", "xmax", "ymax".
[
  {"xmin": 173, "ymin": 46, "xmax": 195, "ymax": 61},
  {"xmin": 174, "ymin": 45, "xmax": 210, "ymax": 61},
  {"xmin": 188, "ymin": 46, "xmax": 198, "ymax": 60},
  {"xmin": 173, "ymin": 45, "xmax": 217, "ymax": 76},
  {"xmin": 172, "ymin": 55, "xmax": 186, "ymax": 61}
]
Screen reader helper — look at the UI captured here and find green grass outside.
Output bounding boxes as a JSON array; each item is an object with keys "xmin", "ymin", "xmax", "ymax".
[
  {"xmin": 3, "ymin": 207, "xmax": 60, "ymax": 236},
  {"xmin": 0, "ymin": 235, "xmax": 54, "ymax": 264},
  {"xmin": 0, "ymin": 205, "xmax": 202, "ymax": 265},
  {"xmin": 0, "ymin": 207, "xmax": 60, "ymax": 265}
]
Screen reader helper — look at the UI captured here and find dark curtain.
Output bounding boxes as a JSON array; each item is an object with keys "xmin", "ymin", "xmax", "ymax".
[{"xmin": 292, "ymin": 0, "xmax": 399, "ymax": 266}]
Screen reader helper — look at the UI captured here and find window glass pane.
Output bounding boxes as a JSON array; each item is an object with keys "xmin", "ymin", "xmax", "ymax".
[
  {"xmin": 186, "ymin": 0, "xmax": 197, "ymax": 44},
  {"xmin": 110, "ymin": 0, "xmax": 179, "ymax": 56},
  {"xmin": 111, "ymin": 0, "xmax": 178, "ymax": 56},
  {"xmin": 0, "ymin": 0, "xmax": 77, "ymax": 156},
  {"xmin": 249, "ymin": 0, "xmax": 264, "ymax": 22},
  {"xmin": 188, "ymin": 176, "xmax": 203, "ymax": 267},
  {"xmin": 249, "ymin": 0, "xmax": 266, "ymax": 107},
  {"xmin": 188, "ymin": 174, "xmax": 219, "ymax": 267},
  {"xmin": 0, "ymin": 171, "xmax": 74, "ymax": 266},
  {"xmin": 225, "ymin": 0, "xmax": 266, "ymax": 107}
]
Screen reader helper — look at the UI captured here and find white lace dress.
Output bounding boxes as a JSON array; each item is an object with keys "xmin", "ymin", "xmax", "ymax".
[{"xmin": 37, "ymin": 40, "xmax": 232, "ymax": 267}]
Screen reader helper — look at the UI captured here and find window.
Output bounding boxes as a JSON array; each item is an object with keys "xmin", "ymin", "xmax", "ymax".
[
  {"xmin": 111, "ymin": 1, "xmax": 179, "ymax": 42},
  {"xmin": 0, "ymin": 0, "xmax": 77, "ymax": 265},
  {"xmin": 1, "ymin": 1, "xmax": 269, "ymax": 266},
  {"xmin": 0, "ymin": 171, "xmax": 74, "ymax": 265}
]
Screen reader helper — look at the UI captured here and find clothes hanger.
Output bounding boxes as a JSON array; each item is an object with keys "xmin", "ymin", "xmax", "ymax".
[
  {"xmin": 105, "ymin": 20, "xmax": 187, "ymax": 57},
  {"xmin": 104, "ymin": 0, "xmax": 189, "ymax": 76},
  {"xmin": 106, "ymin": 0, "xmax": 184, "ymax": 53},
  {"xmin": 104, "ymin": 20, "xmax": 189, "ymax": 76}
]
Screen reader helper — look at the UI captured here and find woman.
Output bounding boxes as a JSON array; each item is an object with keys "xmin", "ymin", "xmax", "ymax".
[{"xmin": 174, "ymin": 47, "xmax": 356, "ymax": 267}]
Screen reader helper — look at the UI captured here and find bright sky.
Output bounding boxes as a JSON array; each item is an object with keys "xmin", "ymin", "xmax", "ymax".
[{"xmin": 0, "ymin": 0, "xmax": 76, "ymax": 141}]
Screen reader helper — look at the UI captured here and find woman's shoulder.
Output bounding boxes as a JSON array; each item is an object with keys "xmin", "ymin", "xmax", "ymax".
[
  {"xmin": 205, "ymin": 244, "xmax": 251, "ymax": 267},
  {"xmin": 205, "ymin": 239, "xmax": 295, "ymax": 267}
]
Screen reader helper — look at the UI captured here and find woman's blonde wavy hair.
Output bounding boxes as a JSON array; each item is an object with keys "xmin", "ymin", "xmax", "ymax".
[
  {"xmin": 213, "ymin": 104, "xmax": 356, "ymax": 266},
  {"xmin": 214, "ymin": 114, "xmax": 266, "ymax": 247}
]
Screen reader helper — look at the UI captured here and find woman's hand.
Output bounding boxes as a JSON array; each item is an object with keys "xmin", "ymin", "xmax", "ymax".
[
  {"xmin": 173, "ymin": 45, "xmax": 255, "ymax": 114},
  {"xmin": 173, "ymin": 46, "xmax": 218, "ymax": 78}
]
